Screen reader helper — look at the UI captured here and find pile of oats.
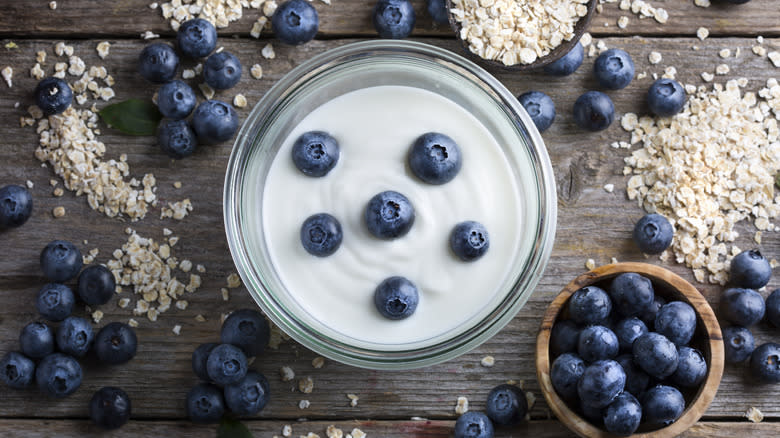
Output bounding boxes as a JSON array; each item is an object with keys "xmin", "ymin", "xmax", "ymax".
[
  {"xmin": 450, "ymin": 0, "xmax": 590, "ymax": 66},
  {"xmin": 622, "ymin": 78, "xmax": 780, "ymax": 284}
]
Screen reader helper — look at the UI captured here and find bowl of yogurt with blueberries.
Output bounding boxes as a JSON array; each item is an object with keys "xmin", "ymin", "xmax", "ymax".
[{"xmin": 224, "ymin": 40, "xmax": 557, "ymax": 369}]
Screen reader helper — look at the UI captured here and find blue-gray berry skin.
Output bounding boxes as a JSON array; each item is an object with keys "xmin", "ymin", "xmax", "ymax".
[
  {"xmin": 568, "ymin": 286, "xmax": 612, "ymax": 326},
  {"xmin": 577, "ymin": 359, "xmax": 626, "ymax": 409},
  {"xmin": 573, "ymin": 91, "xmax": 614, "ymax": 131},
  {"xmin": 191, "ymin": 100, "xmax": 239, "ymax": 144},
  {"xmin": 485, "ymin": 384, "xmax": 527, "ymax": 426},
  {"xmin": 766, "ymin": 289, "xmax": 780, "ymax": 328},
  {"xmin": 543, "ymin": 42, "xmax": 584, "ymax": 76},
  {"xmin": 550, "ymin": 319, "xmax": 581, "ymax": 358},
  {"xmin": 374, "ymin": 276, "xmax": 419, "ymax": 320},
  {"xmin": 729, "ymin": 249, "xmax": 772, "ymax": 289},
  {"xmin": 517, "ymin": 91, "xmax": 556, "ymax": 133},
  {"xmin": 138, "ymin": 43, "xmax": 179, "ymax": 83},
  {"xmin": 721, "ymin": 287, "xmax": 765, "ymax": 327},
  {"xmin": 36, "ymin": 283, "xmax": 75, "ymax": 322},
  {"xmin": 272, "ymin": 0, "xmax": 320, "ymax": 45},
  {"xmin": 640, "ymin": 294, "xmax": 666, "ymax": 329},
  {"xmin": 40, "ymin": 240, "xmax": 83, "ymax": 283},
  {"xmin": 157, "ymin": 80, "xmax": 197, "ymax": 120},
  {"xmin": 723, "ymin": 326, "xmax": 755, "ymax": 363},
  {"xmin": 616, "ymin": 354, "xmax": 649, "ymax": 396},
  {"xmin": 647, "ymin": 78, "xmax": 687, "ymax": 117},
  {"xmin": 177, "ymin": 18, "xmax": 217, "ymax": 58},
  {"xmin": 78, "ymin": 264, "xmax": 116, "ymax": 306},
  {"xmin": 633, "ymin": 213, "xmax": 674, "ymax": 254},
  {"xmin": 56, "ymin": 316, "xmax": 94, "ymax": 358},
  {"xmin": 550, "ymin": 353, "xmax": 585, "ymax": 401},
  {"xmin": 300, "ymin": 213, "xmax": 342, "ymax": 257},
  {"xmin": 426, "ymin": 0, "xmax": 449, "ymax": 24},
  {"xmin": 94, "ymin": 322, "xmax": 138, "ymax": 365},
  {"xmin": 453, "ymin": 411, "xmax": 494, "ymax": 438},
  {"xmin": 672, "ymin": 346, "xmax": 708, "ymax": 387},
  {"xmin": 373, "ymin": 0, "xmax": 416, "ymax": 39},
  {"xmin": 640, "ymin": 385, "xmax": 685, "ymax": 426},
  {"xmin": 0, "ymin": 351, "xmax": 35, "ymax": 389},
  {"xmin": 749, "ymin": 342, "xmax": 780, "ymax": 383},
  {"xmin": 292, "ymin": 131, "xmax": 340, "ymax": 177},
  {"xmin": 187, "ymin": 383, "xmax": 225, "ymax": 423},
  {"xmin": 20, "ymin": 322, "xmax": 55, "ymax": 359},
  {"xmin": 364, "ymin": 191, "xmax": 415, "ymax": 239},
  {"xmin": 613, "ymin": 317, "xmax": 648, "ymax": 352},
  {"xmin": 450, "ymin": 221, "xmax": 489, "ymax": 262},
  {"xmin": 655, "ymin": 301, "xmax": 697, "ymax": 346},
  {"xmin": 206, "ymin": 344, "xmax": 248, "ymax": 386},
  {"xmin": 89, "ymin": 386, "xmax": 132, "ymax": 430},
  {"xmin": 0, "ymin": 184, "xmax": 33, "ymax": 228},
  {"xmin": 609, "ymin": 272, "xmax": 655, "ymax": 317},
  {"xmin": 408, "ymin": 132, "xmax": 462, "ymax": 184},
  {"xmin": 224, "ymin": 371, "xmax": 271, "ymax": 416},
  {"xmin": 220, "ymin": 309, "xmax": 271, "ymax": 357},
  {"xmin": 581, "ymin": 402, "xmax": 604, "ymax": 424},
  {"xmin": 158, "ymin": 119, "xmax": 198, "ymax": 159},
  {"xmin": 192, "ymin": 343, "xmax": 219, "ymax": 381},
  {"xmin": 34, "ymin": 77, "xmax": 73, "ymax": 116},
  {"xmin": 203, "ymin": 52, "xmax": 242, "ymax": 90},
  {"xmin": 632, "ymin": 332, "xmax": 679, "ymax": 380},
  {"xmin": 36, "ymin": 353, "xmax": 82, "ymax": 398},
  {"xmin": 577, "ymin": 325, "xmax": 619, "ymax": 363},
  {"xmin": 593, "ymin": 48, "xmax": 635, "ymax": 90},
  {"xmin": 603, "ymin": 392, "xmax": 642, "ymax": 436}
]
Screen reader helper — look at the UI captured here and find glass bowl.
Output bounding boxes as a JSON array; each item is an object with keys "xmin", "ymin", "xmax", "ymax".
[{"xmin": 223, "ymin": 40, "xmax": 557, "ymax": 370}]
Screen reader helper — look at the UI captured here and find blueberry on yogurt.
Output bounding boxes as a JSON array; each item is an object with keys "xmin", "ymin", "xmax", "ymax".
[
  {"xmin": 300, "ymin": 213, "xmax": 342, "ymax": 257},
  {"xmin": 450, "ymin": 221, "xmax": 489, "ymax": 262},
  {"xmin": 365, "ymin": 190, "xmax": 415, "ymax": 239},
  {"xmin": 374, "ymin": 276, "xmax": 419, "ymax": 320},
  {"xmin": 408, "ymin": 132, "xmax": 462, "ymax": 184},
  {"xmin": 292, "ymin": 131, "xmax": 340, "ymax": 177}
]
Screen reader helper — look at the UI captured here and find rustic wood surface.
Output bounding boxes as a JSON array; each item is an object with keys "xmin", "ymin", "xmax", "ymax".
[{"xmin": 1, "ymin": 0, "xmax": 780, "ymax": 436}]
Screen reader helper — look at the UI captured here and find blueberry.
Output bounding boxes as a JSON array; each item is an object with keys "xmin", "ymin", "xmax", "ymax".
[
  {"xmin": 647, "ymin": 78, "xmax": 686, "ymax": 117},
  {"xmin": 40, "ymin": 240, "xmax": 83, "ymax": 283},
  {"xmin": 453, "ymin": 411, "xmax": 494, "ymax": 438},
  {"xmin": 272, "ymin": 0, "xmax": 320, "ymax": 45},
  {"xmin": 603, "ymin": 392, "xmax": 642, "ymax": 436},
  {"xmin": 90, "ymin": 386, "xmax": 132, "ymax": 430},
  {"xmin": 749, "ymin": 342, "xmax": 780, "ymax": 383},
  {"xmin": 550, "ymin": 352, "xmax": 585, "ymax": 401},
  {"xmin": 580, "ymin": 402, "xmax": 604, "ymax": 424},
  {"xmin": 0, "ymin": 351, "xmax": 35, "ymax": 389},
  {"xmin": 640, "ymin": 294, "xmax": 666, "ymax": 329},
  {"xmin": 577, "ymin": 359, "xmax": 626, "ymax": 409},
  {"xmin": 568, "ymin": 285, "xmax": 612, "ymax": 326},
  {"xmin": 633, "ymin": 213, "xmax": 674, "ymax": 254},
  {"xmin": 766, "ymin": 289, "xmax": 780, "ymax": 328},
  {"xmin": 408, "ymin": 132, "xmax": 462, "ymax": 184},
  {"xmin": 572, "ymin": 91, "xmax": 614, "ymax": 131},
  {"xmin": 34, "ymin": 77, "xmax": 73, "ymax": 116},
  {"xmin": 191, "ymin": 100, "xmax": 239, "ymax": 144},
  {"xmin": 206, "ymin": 344, "xmax": 248, "ymax": 386},
  {"xmin": 640, "ymin": 385, "xmax": 685, "ymax": 426},
  {"xmin": 723, "ymin": 0, "xmax": 751, "ymax": 4},
  {"xmin": 192, "ymin": 343, "xmax": 219, "ymax": 381},
  {"xmin": 36, "ymin": 283, "xmax": 75, "ymax": 322},
  {"xmin": 220, "ymin": 308, "xmax": 271, "ymax": 357},
  {"xmin": 373, "ymin": 0, "xmax": 415, "ymax": 39},
  {"xmin": 655, "ymin": 301, "xmax": 697, "ymax": 346},
  {"xmin": 78, "ymin": 264, "xmax": 116, "ymax": 306},
  {"xmin": 224, "ymin": 371, "xmax": 271, "ymax": 416},
  {"xmin": 550, "ymin": 319, "xmax": 581, "ymax": 357},
  {"xmin": 158, "ymin": 119, "xmax": 198, "ymax": 159},
  {"xmin": 615, "ymin": 353, "xmax": 649, "ymax": 396},
  {"xmin": 543, "ymin": 42, "xmax": 584, "ymax": 76},
  {"xmin": 20, "ymin": 322, "xmax": 55, "ymax": 359},
  {"xmin": 36, "ymin": 353, "xmax": 82, "ymax": 398},
  {"xmin": 300, "ymin": 213, "xmax": 342, "ymax": 257},
  {"xmin": 632, "ymin": 332, "xmax": 679, "ymax": 379},
  {"xmin": 517, "ymin": 91, "xmax": 556, "ymax": 133},
  {"xmin": 187, "ymin": 383, "xmax": 225, "ymax": 423},
  {"xmin": 485, "ymin": 384, "xmax": 527, "ymax": 426},
  {"xmin": 613, "ymin": 317, "xmax": 648, "ymax": 352},
  {"xmin": 577, "ymin": 325, "xmax": 619, "ymax": 362},
  {"xmin": 364, "ymin": 190, "xmax": 415, "ymax": 239},
  {"xmin": 609, "ymin": 272, "xmax": 655, "ymax": 317},
  {"xmin": 722, "ymin": 326, "xmax": 755, "ymax": 363},
  {"xmin": 292, "ymin": 131, "xmax": 340, "ymax": 177},
  {"xmin": 374, "ymin": 276, "xmax": 419, "ymax": 320},
  {"xmin": 593, "ymin": 48, "xmax": 635, "ymax": 90},
  {"xmin": 56, "ymin": 316, "xmax": 94, "ymax": 358},
  {"xmin": 157, "ymin": 80, "xmax": 197, "ymax": 120},
  {"xmin": 729, "ymin": 249, "xmax": 772, "ymax": 289},
  {"xmin": 203, "ymin": 52, "xmax": 242, "ymax": 90},
  {"xmin": 450, "ymin": 221, "xmax": 489, "ymax": 262},
  {"xmin": 426, "ymin": 0, "xmax": 449, "ymax": 24},
  {"xmin": 177, "ymin": 18, "xmax": 217, "ymax": 58},
  {"xmin": 672, "ymin": 346, "xmax": 707, "ymax": 387},
  {"xmin": 0, "ymin": 184, "xmax": 33, "ymax": 228},
  {"xmin": 720, "ymin": 287, "xmax": 765, "ymax": 327},
  {"xmin": 94, "ymin": 322, "xmax": 138, "ymax": 365},
  {"xmin": 138, "ymin": 43, "xmax": 179, "ymax": 83}
]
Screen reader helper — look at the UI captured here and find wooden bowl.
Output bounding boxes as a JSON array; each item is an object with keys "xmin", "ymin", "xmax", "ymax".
[
  {"xmin": 445, "ymin": 0, "xmax": 598, "ymax": 71},
  {"xmin": 535, "ymin": 262, "xmax": 724, "ymax": 438}
]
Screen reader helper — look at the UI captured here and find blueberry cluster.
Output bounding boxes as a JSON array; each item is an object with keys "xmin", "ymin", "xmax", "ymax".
[
  {"xmin": 0, "ymin": 240, "xmax": 137, "ymax": 429},
  {"xmin": 186, "ymin": 309, "xmax": 271, "ymax": 423},
  {"xmin": 292, "ymin": 130, "xmax": 490, "ymax": 320},
  {"xmin": 453, "ymin": 383, "xmax": 529, "ymax": 438},
  {"xmin": 549, "ymin": 272, "xmax": 707, "ymax": 435}
]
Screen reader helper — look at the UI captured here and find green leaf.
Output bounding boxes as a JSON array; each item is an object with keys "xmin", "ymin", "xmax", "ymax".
[
  {"xmin": 98, "ymin": 98, "xmax": 162, "ymax": 136},
  {"xmin": 217, "ymin": 417, "xmax": 253, "ymax": 438}
]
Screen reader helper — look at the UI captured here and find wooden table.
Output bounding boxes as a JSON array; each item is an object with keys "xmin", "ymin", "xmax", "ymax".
[{"xmin": 1, "ymin": 1, "xmax": 779, "ymax": 436}]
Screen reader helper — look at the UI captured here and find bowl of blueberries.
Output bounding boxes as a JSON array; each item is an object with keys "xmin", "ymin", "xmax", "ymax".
[{"xmin": 536, "ymin": 262, "xmax": 724, "ymax": 437}]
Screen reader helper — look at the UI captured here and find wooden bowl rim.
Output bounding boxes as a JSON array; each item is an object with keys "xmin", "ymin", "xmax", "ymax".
[
  {"xmin": 444, "ymin": 0, "xmax": 598, "ymax": 72},
  {"xmin": 535, "ymin": 262, "xmax": 725, "ymax": 438}
]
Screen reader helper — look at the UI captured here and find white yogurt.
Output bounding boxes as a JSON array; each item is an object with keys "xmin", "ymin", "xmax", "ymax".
[{"xmin": 261, "ymin": 85, "xmax": 526, "ymax": 345}]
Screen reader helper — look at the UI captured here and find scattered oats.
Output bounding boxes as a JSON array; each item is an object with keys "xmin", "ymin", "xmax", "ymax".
[
  {"xmin": 480, "ymin": 355, "xmax": 495, "ymax": 367},
  {"xmin": 280, "ymin": 366, "xmax": 295, "ymax": 382},
  {"xmin": 455, "ymin": 396, "xmax": 469, "ymax": 415},
  {"xmin": 611, "ymin": 257, "xmax": 619, "ymax": 264},
  {"xmin": 282, "ymin": 425, "xmax": 293, "ymax": 437},
  {"xmin": 653, "ymin": 8, "xmax": 668, "ymax": 24},
  {"xmin": 580, "ymin": 33, "xmax": 592, "ymax": 48},
  {"xmin": 298, "ymin": 399, "xmax": 310, "ymax": 409},
  {"xmin": 168, "ymin": 236, "xmax": 179, "ymax": 246},
  {"xmin": 585, "ymin": 258, "xmax": 596, "ymax": 270},
  {"xmin": 49, "ymin": 1, "xmax": 57, "ymax": 10},
  {"xmin": 163, "ymin": 228, "xmax": 173, "ymax": 236},
  {"xmin": 52, "ymin": 206, "xmax": 66, "ymax": 218},
  {"xmin": 696, "ymin": 27, "xmax": 709, "ymax": 41},
  {"xmin": 172, "ymin": 181, "xmax": 182, "ymax": 189},
  {"xmin": 701, "ymin": 71, "xmax": 714, "ymax": 82},
  {"xmin": 251, "ymin": 64, "xmax": 263, "ymax": 79},
  {"xmin": 53, "ymin": 187, "xmax": 64, "ymax": 197},
  {"xmin": 196, "ymin": 264, "xmax": 205, "ymax": 273},
  {"xmin": 96, "ymin": 41, "xmax": 111, "ymax": 59},
  {"xmin": 772, "ymin": 259, "xmax": 779, "ymax": 269},
  {"xmin": 233, "ymin": 94, "xmax": 248, "ymax": 108},
  {"xmin": 147, "ymin": 308, "xmax": 160, "ymax": 322},
  {"xmin": 227, "ymin": 273, "xmax": 242, "ymax": 288},
  {"xmin": 182, "ymin": 69, "xmax": 196, "ymax": 79},
  {"xmin": 310, "ymin": 356, "xmax": 326, "ymax": 369},
  {"xmin": 617, "ymin": 16, "xmax": 629, "ymax": 29},
  {"xmin": 221, "ymin": 287, "xmax": 230, "ymax": 301},
  {"xmin": 149, "ymin": 2, "xmax": 158, "ymax": 8},
  {"xmin": 262, "ymin": 43, "xmax": 276, "ymax": 59},
  {"xmin": 5, "ymin": 42, "xmax": 18, "ymax": 50},
  {"xmin": 648, "ymin": 51, "xmax": 662, "ymax": 65},
  {"xmin": 1, "ymin": 66, "xmax": 12, "ymax": 88},
  {"xmin": 193, "ymin": 63, "xmax": 203, "ymax": 75},
  {"xmin": 172, "ymin": 324, "xmax": 182, "ymax": 335},
  {"xmin": 194, "ymin": 314, "xmax": 206, "ymax": 322},
  {"xmin": 176, "ymin": 300, "xmax": 189, "ymax": 310},
  {"xmin": 299, "ymin": 377, "xmax": 314, "ymax": 394},
  {"xmin": 719, "ymin": 48, "xmax": 731, "ymax": 59},
  {"xmin": 694, "ymin": 0, "xmax": 710, "ymax": 6},
  {"xmin": 349, "ymin": 428, "xmax": 366, "ymax": 438},
  {"xmin": 662, "ymin": 66, "xmax": 677, "ymax": 80},
  {"xmin": 347, "ymin": 393, "xmax": 359, "ymax": 407},
  {"xmin": 160, "ymin": 199, "xmax": 193, "ymax": 220},
  {"xmin": 179, "ymin": 259, "xmax": 193, "ymax": 272},
  {"xmin": 25, "ymin": 180, "xmax": 34, "ymax": 189},
  {"xmin": 745, "ymin": 406, "xmax": 764, "ymax": 423},
  {"xmin": 715, "ymin": 64, "xmax": 730, "ymax": 75},
  {"xmin": 326, "ymin": 425, "xmax": 343, "ymax": 438},
  {"xmin": 118, "ymin": 298, "xmax": 130, "ymax": 308},
  {"xmin": 757, "ymin": 36, "xmax": 764, "ymax": 44},
  {"xmin": 604, "ymin": 183, "xmax": 615, "ymax": 193},
  {"xmin": 30, "ymin": 64, "xmax": 46, "ymax": 80},
  {"xmin": 525, "ymin": 391, "xmax": 536, "ymax": 410},
  {"xmin": 128, "ymin": 318, "xmax": 139, "ymax": 328},
  {"xmin": 263, "ymin": 0, "xmax": 278, "ymax": 16},
  {"xmin": 753, "ymin": 45, "xmax": 767, "ymax": 57},
  {"xmin": 198, "ymin": 82, "xmax": 215, "ymax": 99},
  {"xmin": 141, "ymin": 30, "xmax": 160, "ymax": 39},
  {"xmin": 769, "ymin": 51, "xmax": 780, "ymax": 68},
  {"xmin": 301, "ymin": 433, "xmax": 319, "ymax": 438},
  {"xmin": 754, "ymin": 231, "xmax": 763, "ymax": 244},
  {"xmin": 91, "ymin": 310, "xmax": 104, "ymax": 323}
]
